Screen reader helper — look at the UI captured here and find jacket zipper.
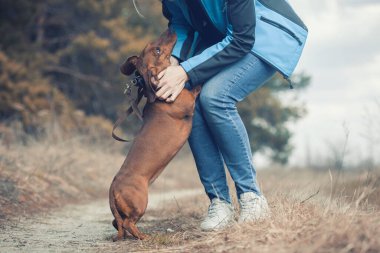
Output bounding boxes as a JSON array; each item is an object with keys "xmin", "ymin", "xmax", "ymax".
[
  {"xmin": 257, "ymin": 0, "xmax": 308, "ymax": 31},
  {"xmin": 260, "ymin": 16, "xmax": 302, "ymax": 46}
]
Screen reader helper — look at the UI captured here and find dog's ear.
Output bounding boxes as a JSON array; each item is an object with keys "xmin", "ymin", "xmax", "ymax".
[
  {"xmin": 120, "ymin": 56, "xmax": 138, "ymax": 76},
  {"xmin": 191, "ymin": 85, "xmax": 202, "ymax": 98},
  {"xmin": 145, "ymin": 84, "xmax": 157, "ymax": 103},
  {"xmin": 145, "ymin": 71, "xmax": 157, "ymax": 103}
]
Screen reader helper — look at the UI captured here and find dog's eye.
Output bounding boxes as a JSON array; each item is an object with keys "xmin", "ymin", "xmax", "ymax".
[{"xmin": 155, "ymin": 47, "xmax": 161, "ymax": 55}]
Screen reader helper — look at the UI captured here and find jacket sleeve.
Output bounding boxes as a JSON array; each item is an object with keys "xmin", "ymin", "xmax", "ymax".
[
  {"xmin": 180, "ymin": 0, "xmax": 256, "ymax": 85},
  {"xmin": 162, "ymin": 0, "xmax": 195, "ymax": 62}
]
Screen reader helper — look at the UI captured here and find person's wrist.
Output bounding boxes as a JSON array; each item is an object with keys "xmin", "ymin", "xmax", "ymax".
[
  {"xmin": 179, "ymin": 66, "xmax": 189, "ymax": 82},
  {"xmin": 170, "ymin": 56, "xmax": 179, "ymax": 66}
]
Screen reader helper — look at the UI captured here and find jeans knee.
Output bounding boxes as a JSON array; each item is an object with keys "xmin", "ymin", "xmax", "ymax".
[
  {"xmin": 199, "ymin": 87, "xmax": 225, "ymax": 113},
  {"xmin": 199, "ymin": 90, "xmax": 213, "ymax": 110},
  {"xmin": 200, "ymin": 92, "xmax": 238, "ymax": 118}
]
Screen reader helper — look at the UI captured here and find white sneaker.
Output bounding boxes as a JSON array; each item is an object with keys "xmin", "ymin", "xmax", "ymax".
[
  {"xmin": 200, "ymin": 198, "xmax": 234, "ymax": 231},
  {"xmin": 238, "ymin": 192, "xmax": 270, "ymax": 223}
]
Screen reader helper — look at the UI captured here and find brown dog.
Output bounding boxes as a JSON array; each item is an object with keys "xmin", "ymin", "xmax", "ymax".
[{"xmin": 109, "ymin": 29, "xmax": 200, "ymax": 241}]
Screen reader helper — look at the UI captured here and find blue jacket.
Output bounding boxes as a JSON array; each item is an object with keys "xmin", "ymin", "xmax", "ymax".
[{"xmin": 162, "ymin": 0, "xmax": 308, "ymax": 86}]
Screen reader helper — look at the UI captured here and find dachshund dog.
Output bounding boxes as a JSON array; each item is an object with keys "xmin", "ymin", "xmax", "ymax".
[{"xmin": 109, "ymin": 29, "xmax": 200, "ymax": 241}]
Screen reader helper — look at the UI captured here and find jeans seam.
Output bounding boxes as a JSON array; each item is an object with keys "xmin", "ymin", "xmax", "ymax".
[{"xmin": 221, "ymin": 58, "xmax": 258, "ymax": 192}]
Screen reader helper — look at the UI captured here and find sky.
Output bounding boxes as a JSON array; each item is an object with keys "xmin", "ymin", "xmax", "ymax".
[{"xmin": 275, "ymin": 0, "xmax": 380, "ymax": 168}]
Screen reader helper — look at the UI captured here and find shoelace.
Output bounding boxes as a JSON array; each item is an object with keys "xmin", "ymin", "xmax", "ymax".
[
  {"xmin": 207, "ymin": 201, "xmax": 226, "ymax": 217},
  {"xmin": 240, "ymin": 196, "xmax": 260, "ymax": 210}
]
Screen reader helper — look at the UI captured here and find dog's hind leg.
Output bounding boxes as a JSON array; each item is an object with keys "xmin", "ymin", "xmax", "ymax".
[
  {"xmin": 110, "ymin": 219, "xmax": 125, "ymax": 241},
  {"xmin": 123, "ymin": 219, "xmax": 147, "ymax": 240},
  {"xmin": 112, "ymin": 221, "xmax": 125, "ymax": 242},
  {"xmin": 112, "ymin": 218, "xmax": 126, "ymax": 241},
  {"xmin": 112, "ymin": 219, "xmax": 117, "ymax": 230},
  {"xmin": 113, "ymin": 219, "xmax": 129, "ymax": 239},
  {"xmin": 109, "ymin": 192, "xmax": 126, "ymax": 241}
]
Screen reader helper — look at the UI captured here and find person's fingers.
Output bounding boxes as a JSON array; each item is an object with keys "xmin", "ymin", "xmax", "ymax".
[
  {"xmin": 151, "ymin": 76, "xmax": 158, "ymax": 85},
  {"xmin": 155, "ymin": 84, "xmax": 171, "ymax": 97},
  {"xmin": 166, "ymin": 86, "xmax": 182, "ymax": 102},
  {"xmin": 157, "ymin": 74, "xmax": 172, "ymax": 88},
  {"xmin": 159, "ymin": 89, "xmax": 173, "ymax": 100},
  {"xmin": 156, "ymin": 78, "xmax": 167, "ymax": 88},
  {"xmin": 157, "ymin": 69, "xmax": 166, "ymax": 80},
  {"xmin": 153, "ymin": 69, "xmax": 167, "ymax": 87}
]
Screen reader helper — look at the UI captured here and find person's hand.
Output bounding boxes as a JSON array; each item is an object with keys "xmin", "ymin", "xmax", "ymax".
[
  {"xmin": 154, "ymin": 65, "xmax": 189, "ymax": 102},
  {"xmin": 169, "ymin": 56, "xmax": 179, "ymax": 66},
  {"xmin": 151, "ymin": 56, "xmax": 189, "ymax": 102}
]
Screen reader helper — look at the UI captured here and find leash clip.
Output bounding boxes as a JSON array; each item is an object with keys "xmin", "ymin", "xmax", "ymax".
[
  {"xmin": 123, "ymin": 81, "xmax": 133, "ymax": 95},
  {"xmin": 123, "ymin": 72, "xmax": 144, "ymax": 95}
]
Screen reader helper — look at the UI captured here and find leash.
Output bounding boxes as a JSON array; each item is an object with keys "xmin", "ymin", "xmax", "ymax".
[{"xmin": 112, "ymin": 72, "xmax": 145, "ymax": 142}]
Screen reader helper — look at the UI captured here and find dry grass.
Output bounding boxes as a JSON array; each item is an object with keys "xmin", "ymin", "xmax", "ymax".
[
  {"xmin": 119, "ymin": 169, "xmax": 380, "ymax": 253},
  {"xmin": 1, "ymin": 134, "xmax": 379, "ymax": 252},
  {"xmin": 0, "ymin": 133, "xmax": 200, "ymax": 219},
  {"xmin": 0, "ymin": 134, "xmax": 120, "ymax": 218}
]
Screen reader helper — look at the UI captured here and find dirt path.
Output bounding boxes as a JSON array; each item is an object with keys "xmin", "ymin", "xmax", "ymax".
[{"xmin": 0, "ymin": 189, "xmax": 203, "ymax": 253}]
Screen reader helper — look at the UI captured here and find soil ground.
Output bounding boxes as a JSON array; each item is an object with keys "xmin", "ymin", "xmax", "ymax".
[{"xmin": 0, "ymin": 190, "xmax": 203, "ymax": 253}]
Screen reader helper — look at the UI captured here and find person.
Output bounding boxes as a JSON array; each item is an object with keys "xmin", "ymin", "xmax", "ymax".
[{"xmin": 152, "ymin": 0, "xmax": 308, "ymax": 230}]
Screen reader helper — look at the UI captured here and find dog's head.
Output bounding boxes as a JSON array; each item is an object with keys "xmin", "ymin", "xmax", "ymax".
[{"xmin": 120, "ymin": 29, "xmax": 177, "ymax": 103}]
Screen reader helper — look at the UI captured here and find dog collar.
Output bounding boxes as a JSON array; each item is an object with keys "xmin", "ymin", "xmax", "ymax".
[{"xmin": 123, "ymin": 71, "xmax": 145, "ymax": 95}]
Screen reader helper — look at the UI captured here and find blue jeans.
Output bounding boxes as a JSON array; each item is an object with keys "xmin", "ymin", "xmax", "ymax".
[{"xmin": 187, "ymin": 53, "xmax": 276, "ymax": 203}]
